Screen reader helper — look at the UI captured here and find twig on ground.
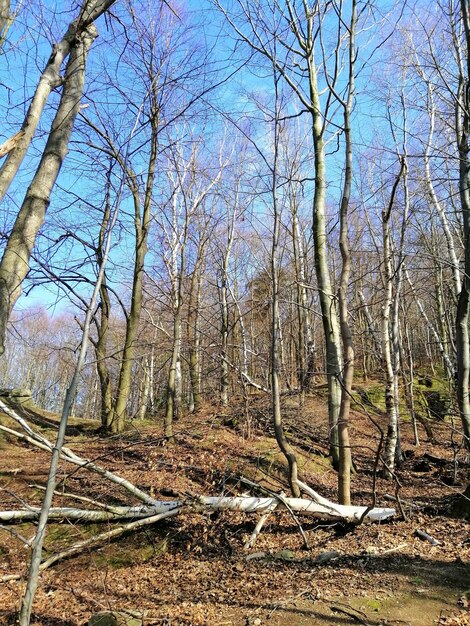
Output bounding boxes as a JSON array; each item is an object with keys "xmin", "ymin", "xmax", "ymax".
[
  {"xmin": 0, "ymin": 525, "xmax": 32, "ymax": 548},
  {"xmin": 414, "ymin": 529, "xmax": 440, "ymax": 545},
  {"xmin": 244, "ymin": 501, "xmax": 278, "ymax": 550},
  {"xmin": 30, "ymin": 483, "xmax": 125, "ymax": 513},
  {"xmin": 330, "ymin": 602, "xmax": 370, "ymax": 625},
  {"xmin": 267, "ymin": 589, "xmax": 310, "ymax": 618}
]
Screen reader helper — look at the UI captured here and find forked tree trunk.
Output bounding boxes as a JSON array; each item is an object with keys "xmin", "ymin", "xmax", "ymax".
[
  {"xmin": 111, "ymin": 118, "xmax": 157, "ymax": 433},
  {"xmin": 0, "ymin": 23, "xmax": 98, "ymax": 355},
  {"xmin": 85, "ymin": 77, "xmax": 158, "ymax": 434},
  {"xmin": 0, "ymin": 0, "xmax": 115, "ymax": 207}
]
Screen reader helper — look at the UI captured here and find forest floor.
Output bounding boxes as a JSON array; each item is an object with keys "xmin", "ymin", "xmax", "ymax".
[{"xmin": 0, "ymin": 387, "xmax": 469, "ymax": 626}]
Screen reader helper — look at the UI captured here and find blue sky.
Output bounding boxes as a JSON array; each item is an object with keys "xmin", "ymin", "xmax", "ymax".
[{"xmin": 0, "ymin": 0, "xmax": 453, "ymax": 320}]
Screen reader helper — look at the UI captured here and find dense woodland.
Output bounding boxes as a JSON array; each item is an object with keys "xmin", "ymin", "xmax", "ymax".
[{"xmin": 0, "ymin": 1, "xmax": 469, "ymax": 625}]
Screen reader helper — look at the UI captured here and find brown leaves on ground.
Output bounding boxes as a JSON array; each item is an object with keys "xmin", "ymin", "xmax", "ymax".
[{"xmin": 0, "ymin": 394, "xmax": 469, "ymax": 625}]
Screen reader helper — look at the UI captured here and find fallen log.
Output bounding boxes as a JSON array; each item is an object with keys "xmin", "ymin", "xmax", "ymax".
[{"xmin": 0, "ymin": 495, "xmax": 395, "ymax": 523}]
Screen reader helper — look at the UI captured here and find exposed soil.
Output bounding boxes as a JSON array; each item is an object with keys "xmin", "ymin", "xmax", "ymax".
[{"xmin": 0, "ymin": 392, "xmax": 469, "ymax": 625}]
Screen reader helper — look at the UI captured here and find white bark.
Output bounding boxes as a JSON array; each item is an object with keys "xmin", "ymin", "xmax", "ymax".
[{"xmin": 0, "ymin": 495, "xmax": 394, "ymax": 524}]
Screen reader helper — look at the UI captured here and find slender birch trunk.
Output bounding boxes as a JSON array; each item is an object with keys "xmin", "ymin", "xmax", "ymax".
[
  {"xmin": 136, "ymin": 357, "xmax": 151, "ymax": 420},
  {"xmin": 188, "ymin": 255, "xmax": 204, "ymax": 413},
  {"xmin": 220, "ymin": 206, "xmax": 235, "ymax": 406},
  {"xmin": 292, "ymin": 207, "xmax": 315, "ymax": 394},
  {"xmin": 18, "ymin": 166, "xmax": 118, "ymax": 626},
  {"xmin": 165, "ymin": 249, "xmax": 184, "ymax": 440},
  {"xmin": 271, "ymin": 65, "xmax": 299, "ymax": 497},
  {"xmin": 381, "ymin": 160, "xmax": 405, "ymax": 478},
  {"xmin": 94, "ymin": 170, "xmax": 114, "ymax": 428}
]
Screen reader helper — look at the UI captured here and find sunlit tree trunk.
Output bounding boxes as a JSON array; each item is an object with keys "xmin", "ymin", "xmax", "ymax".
[
  {"xmin": 308, "ymin": 45, "xmax": 342, "ymax": 468},
  {"xmin": 455, "ymin": 0, "xmax": 470, "ymax": 450},
  {"xmin": 0, "ymin": 21, "xmax": 98, "ymax": 355},
  {"xmin": 336, "ymin": 0, "xmax": 356, "ymax": 505},
  {"xmin": 165, "ymin": 227, "xmax": 185, "ymax": 441},
  {"xmin": 381, "ymin": 160, "xmax": 405, "ymax": 479},
  {"xmin": 292, "ymin": 202, "xmax": 314, "ymax": 396},
  {"xmin": 271, "ymin": 67, "xmax": 299, "ymax": 496},
  {"xmin": 0, "ymin": 0, "xmax": 115, "ymax": 207},
  {"xmin": 219, "ymin": 239, "xmax": 232, "ymax": 406},
  {"xmin": 188, "ymin": 248, "xmax": 205, "ymax": 413}
]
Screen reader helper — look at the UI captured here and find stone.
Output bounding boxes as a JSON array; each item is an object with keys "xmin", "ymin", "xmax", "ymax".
[
  {"xmin": 314, "ymin": 550, "xmax": 341, "ymax": 564},
  {"xmin": 88, "ymin": 611, "xmax": 142, "ymax": 626},
  {"xmin": 273, "ymin": 549, "xmax": 296, "ymax": 561},
  {"xmin": 245, "ymin": 551, "xmax": 267, "ymax": 561}
]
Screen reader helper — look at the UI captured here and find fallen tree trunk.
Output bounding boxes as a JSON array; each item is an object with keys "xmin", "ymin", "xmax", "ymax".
[
  {"xmin": 0, "ymin": 398, "xmax": 395, "ymax": 528},
  {"xmin": 0, "ymin": 495, "xmax": 394, "ymax": 524}
]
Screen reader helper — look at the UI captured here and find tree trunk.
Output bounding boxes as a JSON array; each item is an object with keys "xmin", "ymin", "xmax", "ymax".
[
  {"xmin": 0, "ymin": 23, "xmax": 98, "ymax": 355},
  {"xmin": 94, "ymin": 172, "xmax": 114, "ymax": 430},
  {"xmin": 455, "ymin": 0, "xmax": 470, "ymax": 451},
  {"xmin": 188, "ymin": 263, "xmax": 203, "ymax": 413},
  {"xmin": 111, "ymin": 128, "xmax": 156, "ymax": 432},
  {"xmin": 292, "ymin": 205, "xmax": 315, "ymax": 394},
  {"xmin": 136, "ymin": 357, "xmax": 151, "ymax": 421},
  {"xmin": 219, "ymin": 220, "xmax": 234, "ymax": 407},
  {"xmin": 307, "ymin": 52, "xmax": 342, "ymax": 468},
  {"xmin": 0, "ymin": 1, "xmax": 115, "ymax": 206},
  {"xmin": 336, "ymin": 0, "xmax": 356, "ymax": 505},
  {"xmin": 165, "ymin": 243, "xmax": 185, "ymax": 440},
  {"xmin": 381, "ymin": 160, "xmax": 405, "ymax": 479},
  {"xmin": 271, "ymin": 68, "xmax": 299, "ymax": 497}
]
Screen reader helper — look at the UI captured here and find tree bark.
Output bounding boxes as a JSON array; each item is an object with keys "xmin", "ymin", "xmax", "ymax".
[
  {"xmin": 0, "ymin": 496, "xmax": 395, "ymax": 525},
  {"xmin": 0, "ymin": 0, "xmax": 10, "ymax": 40},
  {"xmin": 188, "ymin": 247, "xmax": 204, "ymax": 413},
  {"xmin": 0, "ymin": 0, "xmax": 115, "ymax": 204},
  {"xmin": 18, "ymin": 158, "xmax": 117, "ymax": 626},
  {"xmin": 336, "ymin": 0, "xmax": 357, "ymax": 505},
  {"xmin": 455, "ymin": 0, "xmax": 470, "ymax": 450},
  {"xmin": 381, "ymin": 160, "xmax": 405, "ymax": 478},
  {"xmin": 0, "ymin": 22, "xmax": 99, "ymax": 355},
  {"xmin": 271, "ymin": 67, "xmax": 299, "ymax": 497},
  {"xmin": 308, "ymin": 44, "xmax": 342, "ymax": 468}
]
